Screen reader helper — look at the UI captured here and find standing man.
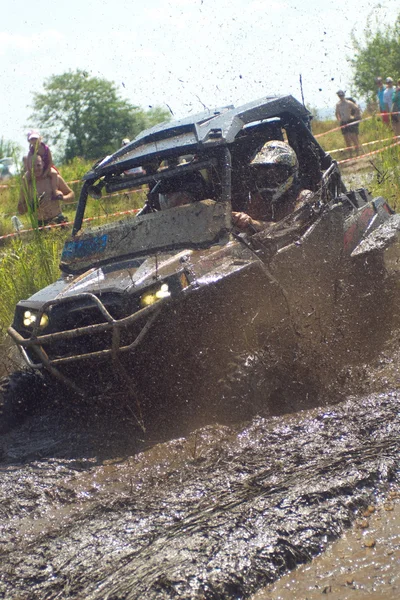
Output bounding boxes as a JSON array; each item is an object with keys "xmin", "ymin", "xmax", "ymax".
[
  {"xmin": 18, "ymin": 155, "xmax": 75, "ymax": 226},
  {"xmin": 335, "ymin": 91, "xmax": 361, "ymax": 153},
  {"xmin": 383, "ymin": 77, "xmax": 395, "ymax": 112},
  {"xmin": 383, "ymin": 77, "xmax": 395, "ymax": 133},
  {"xmin": 376, "ymin": 77, "xmax": 389, "ymax": 124}
]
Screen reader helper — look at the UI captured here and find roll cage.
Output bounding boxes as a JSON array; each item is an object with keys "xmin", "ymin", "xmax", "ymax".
[{"xmin": 72, "ymin": 95, "xmax": 335, "ymax": 235}]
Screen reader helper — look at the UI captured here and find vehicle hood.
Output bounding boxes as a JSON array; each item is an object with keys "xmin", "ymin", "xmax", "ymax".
[{"xmin": 22, "ymin": 240, "xmax": 257, "ymax": 308}]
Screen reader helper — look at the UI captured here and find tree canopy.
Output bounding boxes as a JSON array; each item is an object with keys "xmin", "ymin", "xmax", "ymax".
[
  {"xmin": 350, "ymin": 13, "xmax": 400, "ymax": 101},
  {"xmin": 30, "ymin": 70, "xmax": 170, "ymax": 162}
]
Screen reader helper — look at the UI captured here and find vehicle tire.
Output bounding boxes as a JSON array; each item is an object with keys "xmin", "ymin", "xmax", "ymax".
[
  {"xmin": 217, "ymin": 351, "xmax": 320, "ymax": 421},
  {"xmin": 212, "ymin": 351, "xmax": 280, "ymax": 422},
  {"xmin": 0, "ymin": 369, "xmax": 48, "ymax": 433}
]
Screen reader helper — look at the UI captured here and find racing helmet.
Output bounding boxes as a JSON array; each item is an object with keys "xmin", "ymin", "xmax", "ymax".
[{"xmin": 250, "ymin": 140, "xmax": 299, "ymax": 203}]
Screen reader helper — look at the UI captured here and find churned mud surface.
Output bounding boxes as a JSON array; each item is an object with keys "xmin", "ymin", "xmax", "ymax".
[
  {"xmin": 0, "ymin": 330, "xmax": 399, "ymax": 600},
  {"xmin": 253, "ymin": 489, "xmax": 400, "ymax": 600}
]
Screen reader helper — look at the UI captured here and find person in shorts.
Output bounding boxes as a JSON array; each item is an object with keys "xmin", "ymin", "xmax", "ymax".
[{"xmin": 335, "ymin": 91, "xmax": 361, "ymax": 153}]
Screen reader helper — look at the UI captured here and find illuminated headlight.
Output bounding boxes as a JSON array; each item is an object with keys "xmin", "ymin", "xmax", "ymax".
[
  {"xmin": 23, "ymin": 310, "xmax": 49, "ymax": 329},
  {"xmin": 140, "ymin": 283, "xmax": 171, "ymax": 307}
]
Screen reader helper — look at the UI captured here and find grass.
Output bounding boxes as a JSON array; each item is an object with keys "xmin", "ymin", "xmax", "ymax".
[
  {"xmin": 312, "ymin": 113, "xmax": 400, "ymax": 211},
  {"xmin": 0, "ymin": 117, "xmax": 399, "ymax": 342},
  {"xmin": 0, "ymin": 232, "xmax": 62, "ymax": 337}
]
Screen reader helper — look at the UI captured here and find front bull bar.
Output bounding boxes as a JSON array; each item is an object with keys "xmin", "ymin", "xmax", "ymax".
[{"xmin": 8, "ymin": 292, "xmax": 165, "ymax": 395}]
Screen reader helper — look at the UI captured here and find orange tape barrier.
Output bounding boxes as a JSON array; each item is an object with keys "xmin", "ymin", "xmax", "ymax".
[
  {"xmin": 329, "ymin": 134, "xmax": 398, "ymax": 155},
  {"xmin": 0, "ymin": 208, "xmax": 140, "ymax": 241},
  {"xmin": 337, "ymin": 137, "xmax": 400, "ymax": 164},
  {"xmin": 314, "ymin": 111, "xmax": 400, "ymax": 139},
  {"xmin": 314, "ymin": 115, "xmax": 371, "ymax": 138}
]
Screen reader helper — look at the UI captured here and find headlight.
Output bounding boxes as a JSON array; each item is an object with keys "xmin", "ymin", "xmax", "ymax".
[
  {"xmin": 23, "ymin": 310, "xmax": 49, "ymax": 329},
  {"xmin": 140, "ymin": 283, "xmax": 171, "ymax": 307}
]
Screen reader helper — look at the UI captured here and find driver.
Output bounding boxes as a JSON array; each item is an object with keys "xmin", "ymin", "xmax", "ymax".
[
  {"xmin": 158, "ymin": 190, "xmax": 195, "ymax": 210},
  {"xmin": 232, "ymin": 140, "xmax": 312, "ymax": 233}
]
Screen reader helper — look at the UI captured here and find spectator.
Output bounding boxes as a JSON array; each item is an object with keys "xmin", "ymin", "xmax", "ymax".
[
  {"xmin": 376, "ymin": 77, "xmax": 389, "ymax": 125},
  {"xmin": 391, "ymin": 79, "xmax": 400, "ymax": 136},
  {"xmin": 383, "ymin": 77, "xmax": 394, "ymax": 112},
  {"xmin": 18, "ymin": 155, "xmax": 74, "ymax": 227},
  {"xmin": 335, "ymin": 91, "xmax": 360, "ymax": 153},
  {"xmin": 25, "ymin": 130, "xmax": 59, "ymax": 199}
]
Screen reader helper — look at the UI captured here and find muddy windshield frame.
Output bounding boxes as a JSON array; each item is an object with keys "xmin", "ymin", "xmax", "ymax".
[{"xmin": 72, "ymin": 146, "xmax": 232, "ymax": 235}]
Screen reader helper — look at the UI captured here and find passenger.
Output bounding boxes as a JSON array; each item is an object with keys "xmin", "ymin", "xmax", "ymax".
[
  {"xmin": 232, "ymin": 140, "xmax": 312, "ymax": 234},
  {"xmin": 18, "ymin": 155, "xmax": 75, "ymax": 227},
  {"xmin": 121, "ymin": 138, "xmax": 145, "ymax": 176}
]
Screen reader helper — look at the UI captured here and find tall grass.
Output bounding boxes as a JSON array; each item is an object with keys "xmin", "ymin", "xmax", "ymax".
[{"xmin": 0, "ymin": 232, "xmax": 63, "ymax": 337}]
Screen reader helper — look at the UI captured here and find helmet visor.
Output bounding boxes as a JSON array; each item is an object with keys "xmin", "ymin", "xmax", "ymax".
[{"xmin": 253, "ymin": 165, "xmax": 291, "ymax": 192}]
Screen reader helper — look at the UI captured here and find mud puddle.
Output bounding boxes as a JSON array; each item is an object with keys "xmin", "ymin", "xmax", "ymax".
[{"xmin": 0, "ymin": 387, "xmax": 399, "ymax": 599}]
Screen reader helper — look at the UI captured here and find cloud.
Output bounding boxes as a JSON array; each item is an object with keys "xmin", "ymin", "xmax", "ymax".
[
  {"xmin": 248, "ymin": 0, "xmax": 287, "ymax": 11},
  {"xmin": 0, "ymin": 30, "xmax": 64, "ymax": 56}
]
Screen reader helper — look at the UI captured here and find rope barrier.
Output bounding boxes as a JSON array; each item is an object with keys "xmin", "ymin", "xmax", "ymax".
[
  {"xmin": 313, "ymin": 111, "xmax": 400, "ymax": 139},
  {"xmin": 329, "ymin": 134, "xmax": 398, "ymax": 155},
  {"xmin": 314, "ymin": 116, "xmax": 371, "ymax": 138},
  {"xmin": 337, "ymin": 137, "xmax": 400, "ymax": 164},
  {"xmin": 0, "ymin": 208, "xmax": 140, "ymax": 241}
]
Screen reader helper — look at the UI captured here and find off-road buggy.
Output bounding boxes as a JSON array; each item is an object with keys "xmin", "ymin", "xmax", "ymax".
[{"xmin": 3, "ymin": 96, "xmax": 400, "ymax": 434}]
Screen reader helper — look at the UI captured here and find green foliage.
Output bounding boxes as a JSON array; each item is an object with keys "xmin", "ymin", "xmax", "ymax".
[
  {"xmin": 58, "ymin": 156, "xmax": 93, "ymax": 181},
  {"xmin": 0, "ymin": 138, "xmax": 22, "ymax": 161},
  {"xmin": 350, "ymin": 13, "xmax": 400, "ymax": 101},
  {"xmin": 0, "ymin": 233, "xmax": 63, "ymax": 335},
  {"xmin": 30, "ymin": 70, "xmax": 170, "ymax": 162}
]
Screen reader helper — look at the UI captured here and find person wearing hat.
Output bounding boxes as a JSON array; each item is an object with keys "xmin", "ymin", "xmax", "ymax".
[
  {"xmin": 335, "ymin": 90, "xmax": 361, "ymax": 153},
  {"xmin": 25, "ymin": 130, "xmax": 59, "ymax": 200},
  {"xmin": 383, "ymin": 77, "xmax": 394, "ymax": 113}
]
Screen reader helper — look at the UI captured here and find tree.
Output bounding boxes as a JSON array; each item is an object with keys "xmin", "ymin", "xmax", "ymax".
[
  {"xmin": 350, "ymin": 13, "xmax": 400, "ymax": 102},
  {"xmin": 30, "ymin": 70, "xmax": 170, "ymax": 161},
  {"xmin": 0, "ymin": 137, "xmax": 21, "ymax": 160}
]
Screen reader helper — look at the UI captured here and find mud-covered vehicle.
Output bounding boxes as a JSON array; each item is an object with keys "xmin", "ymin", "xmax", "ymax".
[{"xmin": 3, "ymin": 95, "xmax": 400, "ymax": 434}]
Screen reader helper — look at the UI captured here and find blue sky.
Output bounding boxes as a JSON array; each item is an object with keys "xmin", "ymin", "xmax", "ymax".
[{"xmin": 1, "ymin": 0, "xmax": 399, "ymax": 153}]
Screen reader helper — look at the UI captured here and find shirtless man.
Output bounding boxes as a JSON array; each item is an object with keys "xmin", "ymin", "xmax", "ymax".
[
  {"xmin": 18, "ymin": 155, "xmax": 75, "ymax": 226},
  {"xmin": 335, "ymin": 91, "xmax": 361, "ymax": 152}
]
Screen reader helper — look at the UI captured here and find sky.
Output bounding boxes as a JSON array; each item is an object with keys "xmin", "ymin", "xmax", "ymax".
[{"xmin": 1, "ymin": 0, "xmax": 399, "ymax": 154}]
